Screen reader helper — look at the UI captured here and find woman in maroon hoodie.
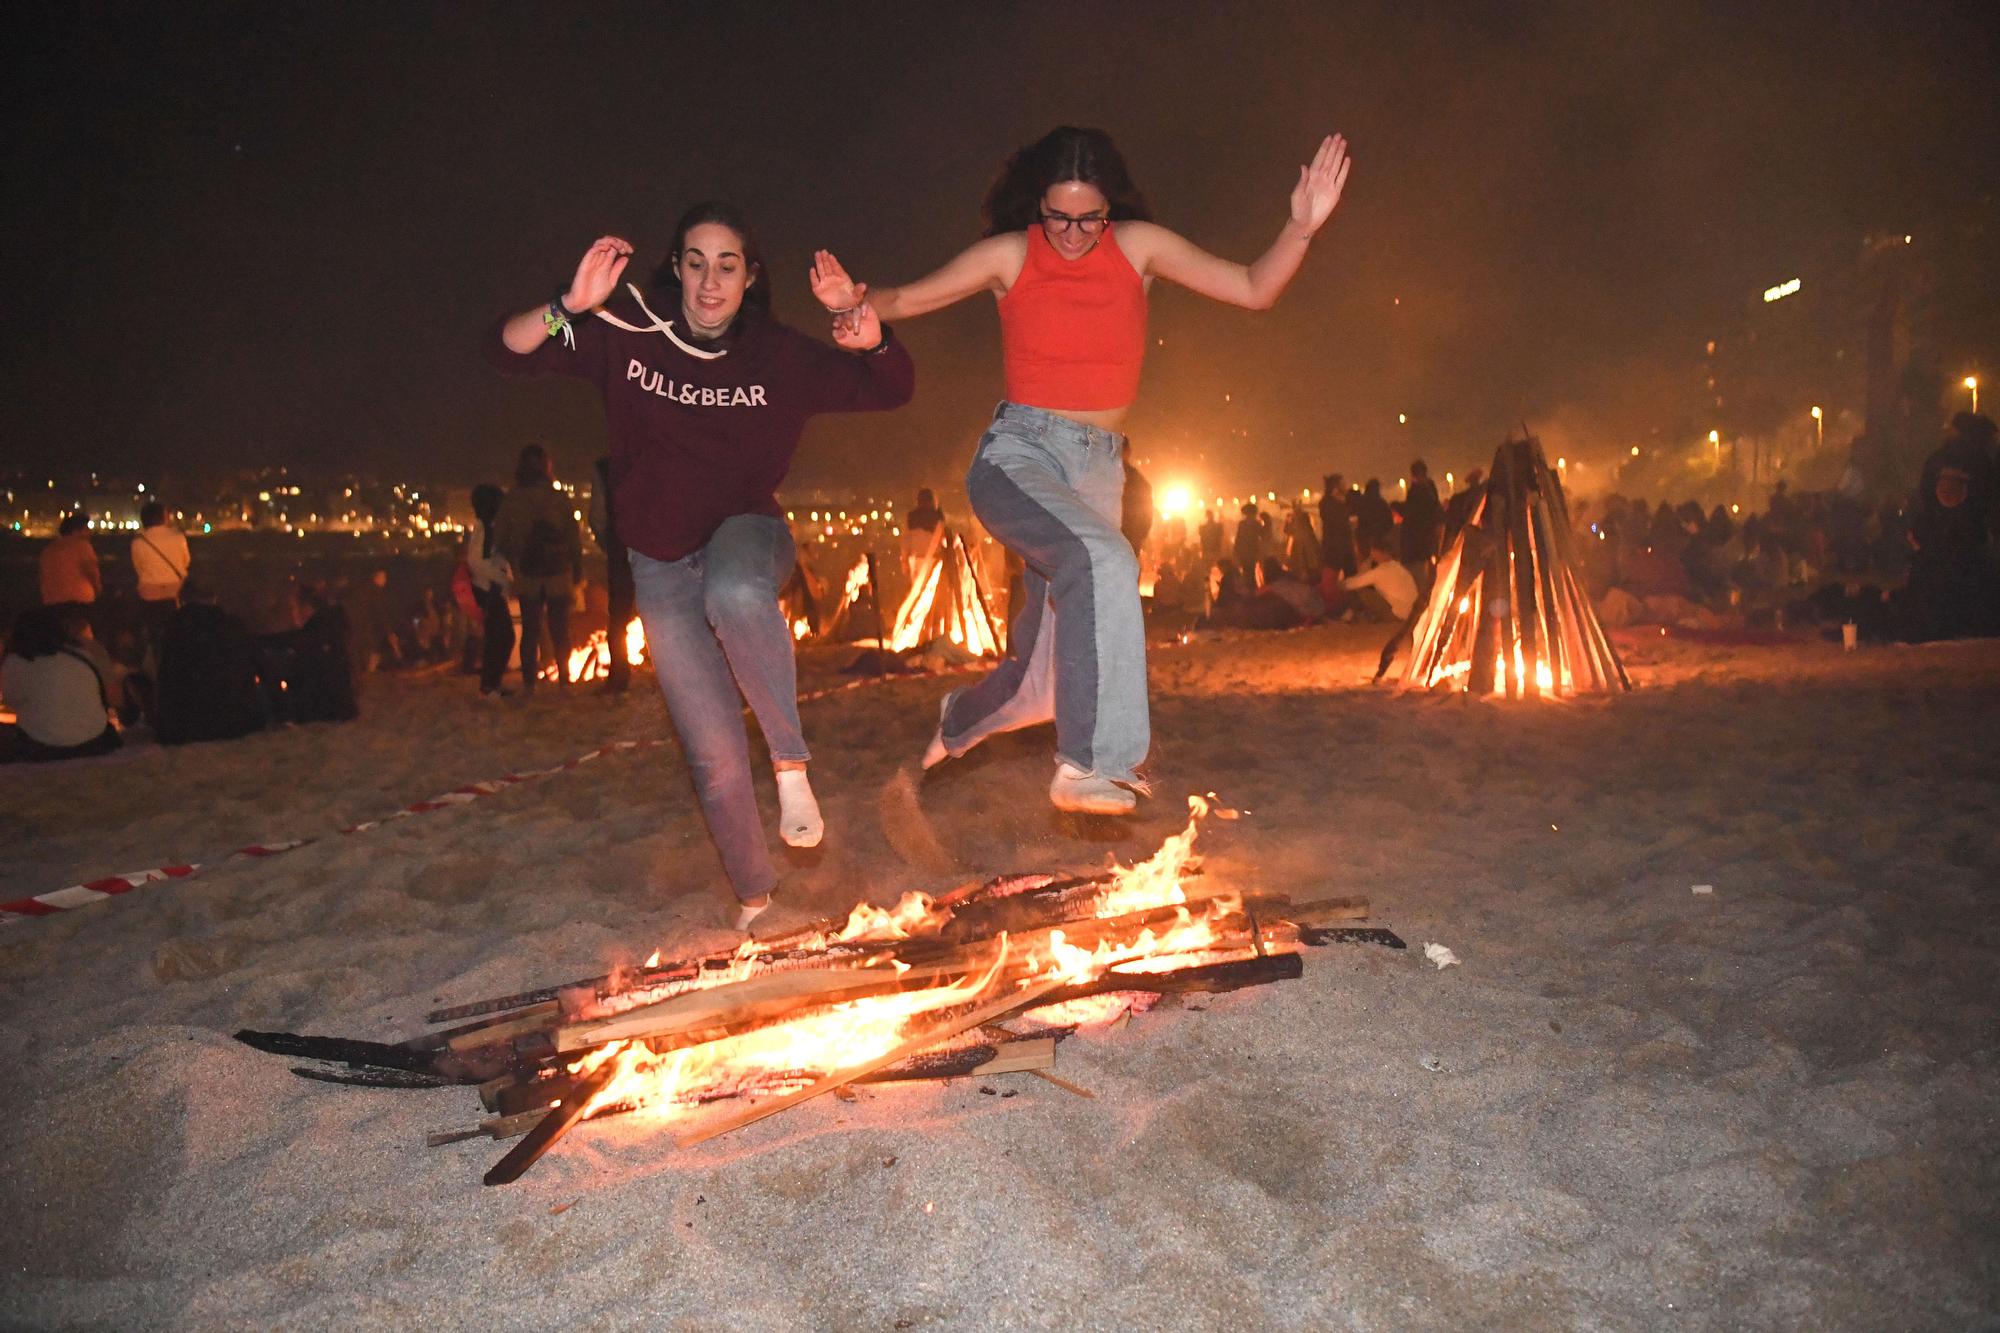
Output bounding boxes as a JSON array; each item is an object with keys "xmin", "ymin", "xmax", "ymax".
[{"xmin": 490, "ymin": 203, "xmax": 913, "ymax": 929}]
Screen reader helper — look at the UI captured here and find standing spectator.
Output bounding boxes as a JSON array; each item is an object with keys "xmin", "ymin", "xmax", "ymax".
[
  {"xmin": 1284, "ymin": 503, "xmax": 1320, "ymax": 577},
  {"xmin": 1197, "ymin": 508, "xmax": 1224, "ymax": 566},
  {"xmin": 467, "ymin": 483, "xmax": 516, "ymax": 699},
  {"xmin": 589, "ymin": 456, "xmax": 637, "ymax": 694},
  {"xmin": 1120, "ymin": 459, "xmax": 1154, "ymax": 555},
  {"xmin": 0, "ymin": 607, "xmax": 120, "ymax": 762},
  {"xmin": 901, "ymin": 486, "xmax": 946, "ymax": 578},
  {"xmin": 1232, "ymin": 501, "xmax": 1263, "ymax": 576},
  {"xmin": 1354, "ymin": 478, "xmax": 1395, "ymax": 556},
  {"xmin": 1443, "ymin": 467, "xmax": 1484, "ymax": 545},
  {"xmin": 1400, "ymin": 458, "xmax": 1443, "ymax": 570},
  {"xmin": 1318, "ymin": 474, "xmax": 1357, "ymax": 577},
  {"xmin": 39, "ymin": 514, "xmax": 101, "ymax": 626},
  {"xmin": 495, "ymin": 444, "xmax": 582, "ymax": 693},
  {"xmin": 130, "ymin": 501, "xmax": 191, "ymax": 661}
]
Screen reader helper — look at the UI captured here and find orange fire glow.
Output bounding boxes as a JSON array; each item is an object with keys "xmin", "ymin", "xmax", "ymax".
[
  {"xmin": 547, "ymin": 618, "xmax": 648, "ymax": 684},
  {"xmin": 570, "ymin": 797, "xmax": 1236, "ymax": 1125}
]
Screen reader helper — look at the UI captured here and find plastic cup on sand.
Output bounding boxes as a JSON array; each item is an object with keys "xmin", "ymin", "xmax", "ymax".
[{"xmin": 1842, "ymin": 621, "xmax": 1858, "ymax": 651}]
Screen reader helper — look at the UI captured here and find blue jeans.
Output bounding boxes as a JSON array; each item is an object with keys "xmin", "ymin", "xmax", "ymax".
[
  {"xmin": 942, "ymin": 402, "xmax": 1149, "ymax": 785},
  {"xmin": 629, "ymin": 515, "xmax": 807, "ymax": 902}
]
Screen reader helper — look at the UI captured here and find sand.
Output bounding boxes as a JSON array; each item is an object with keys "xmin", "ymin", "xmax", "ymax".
[{"xmin": 3, "ymin": 626, "xmax": 1997, "ymax": 1329}]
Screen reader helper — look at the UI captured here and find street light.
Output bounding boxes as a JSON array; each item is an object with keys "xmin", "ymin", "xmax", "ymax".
[
  {"xmin": 1965, "ymin": 376, "xmax": 1979, "ymax": 414},
  {"xmin": 1810, "ymin": 405, "xmax": 1823, "ymax": 447}
]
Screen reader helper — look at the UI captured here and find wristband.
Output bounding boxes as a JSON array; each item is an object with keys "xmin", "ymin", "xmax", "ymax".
[{"xmin": 543, "ymin": 298, "xmax": 579, "ymax": 349}]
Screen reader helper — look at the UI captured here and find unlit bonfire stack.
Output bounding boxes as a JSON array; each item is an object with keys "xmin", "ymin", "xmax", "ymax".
[
  {"xmin": 236, "ymin": 800, "xmax": 1401, "ymax": 1185},
  {"xmin": 1402, "ymin": 432, "xmax": 1630, "ymax": 697}
]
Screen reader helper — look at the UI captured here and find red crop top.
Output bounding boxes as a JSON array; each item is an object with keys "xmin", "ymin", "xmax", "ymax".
[{"xmin": 997, "ymin": 223, "xmax": 1148, "ymax": 412}]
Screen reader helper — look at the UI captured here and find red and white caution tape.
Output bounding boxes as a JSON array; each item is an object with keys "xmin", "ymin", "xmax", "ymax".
[
  {"xmin": 0, "ymin": 740, "xmax": 663, "ymax": 925},
  {"xmin": 1, "ymin": 669, "xmax": 971, "ymax": 926}
]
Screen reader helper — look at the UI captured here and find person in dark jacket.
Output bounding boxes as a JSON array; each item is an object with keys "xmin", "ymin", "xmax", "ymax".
[
  {"xmin": 155, "ymin": 588, "xmax": 265, "ymax": 745},
  {"xmin": 494, "ymin": 444, "xmax": 582, "ymax": 693},
  {"xmin": 589, "ymin": 457, "xmax": 637, "ymax": 694},
  {"xmin": 1317, "ymin": 473, "xmax": 1357, "ymax": 577},
  {"xmin": 1354, "ymin": 478, "xmax": 1395, "ymax": 556},
  {"xmin": 1400, "ymin": 458, "xmax": 1443, "ymax": 569}
]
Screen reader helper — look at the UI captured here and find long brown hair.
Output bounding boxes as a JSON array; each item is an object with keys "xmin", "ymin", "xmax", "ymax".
[{"xmin": 981, "ymin": 127, "xmax": 1153, "ymax": 237}]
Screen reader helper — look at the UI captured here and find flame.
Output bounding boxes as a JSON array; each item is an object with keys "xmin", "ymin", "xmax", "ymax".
[
  {"xmin": 562, "ymin": 794, "xmax": 1244, "ymax": 1128},
  {"xmin": 547, "ymin": 618, "xmax": 649, "ymax": 683},
  {"xmin": 791, "ymin": 617, "xmax": 811, "ymax": 641},
  {"xmin": 1092, "ymin": 794, "xmax": 1206, "ymax": 917},
  {"xmin": 573, "ymin": 944, "xmax": 1013, "ymax": 1119},
  {"xmin": 833, "ymin": 891, "xmax": 944, "ymax": 943}
]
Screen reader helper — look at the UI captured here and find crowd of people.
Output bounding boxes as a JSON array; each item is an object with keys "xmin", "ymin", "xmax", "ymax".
[{"xmin": 1131, "ymin": 412, "xmax": 2000, "ymax": 649}]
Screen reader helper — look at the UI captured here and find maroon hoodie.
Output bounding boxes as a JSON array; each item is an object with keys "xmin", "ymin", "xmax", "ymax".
[{"xmin": 486, "ymin": 288, "xmax": 914, "ymax": 562}]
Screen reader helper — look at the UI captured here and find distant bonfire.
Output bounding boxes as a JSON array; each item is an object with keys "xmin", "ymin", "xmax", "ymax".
[
  {"xmin": 889, "ymin": 526, "xmax": 1004, "ymax": 657},
  {"xmin": 1402, "ymin": 433, "xmax": 1629, "ymax": 698}
]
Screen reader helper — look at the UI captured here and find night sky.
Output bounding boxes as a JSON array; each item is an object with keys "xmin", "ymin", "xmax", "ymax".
[{"xmin": 11, "ymin": 2, "xmax": 1997, "ymax": 497}]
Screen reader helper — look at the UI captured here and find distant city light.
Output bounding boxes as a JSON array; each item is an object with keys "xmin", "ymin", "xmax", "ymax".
[{"xmin": 1762, "ymin": 277, "xmax": 1801, "ymax": 304}]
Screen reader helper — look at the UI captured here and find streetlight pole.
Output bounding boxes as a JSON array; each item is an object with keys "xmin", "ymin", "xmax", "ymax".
[
  {"xmin": 1810, "ymin": 405, "xmax": 1823, "ymax": 448},
  {"xmin": 1966, "ymin": 376, "xmax": 1980, "ymax": 414}
]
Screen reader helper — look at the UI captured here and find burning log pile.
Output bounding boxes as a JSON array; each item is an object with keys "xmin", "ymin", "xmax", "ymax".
[{"xmin": 237, "ymin": 799, "xmax": 1401, "ymax": 1186}]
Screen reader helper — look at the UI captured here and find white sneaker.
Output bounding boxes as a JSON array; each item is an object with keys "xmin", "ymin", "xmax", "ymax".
[
  {"xmin": 732, "ymin": 895, "xmax": 772, "ymax": 932},
  {"xmin": 775, "ymin": 768, "xmax": 823, "ymax": 848},
  {"xmin": 921, "ymin": 691, "xmax": 955, "ymax": 771},
  {"xmin": 1049, "ymin": 762, "xmax": 1137, "ymax": 815}
]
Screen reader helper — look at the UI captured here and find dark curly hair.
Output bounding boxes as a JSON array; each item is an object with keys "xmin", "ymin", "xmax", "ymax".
[
  {"xmin": 649, "ymin": 200, "xmax": 772, "ymax": 334},
  {"xmin": 981, "ymin": 127, "xmax": 1153, "ymax": 237}
]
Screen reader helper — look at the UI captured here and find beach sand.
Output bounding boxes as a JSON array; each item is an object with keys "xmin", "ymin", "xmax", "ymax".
[{"xmin": 4, "ymin": 626, "xmax": 1996, "ymax": 1329}]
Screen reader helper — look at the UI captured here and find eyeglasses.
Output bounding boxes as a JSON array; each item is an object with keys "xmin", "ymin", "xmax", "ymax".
[{"xmin": 1039, "ymin": 210, "xmax": 1110, "ymax": 236}]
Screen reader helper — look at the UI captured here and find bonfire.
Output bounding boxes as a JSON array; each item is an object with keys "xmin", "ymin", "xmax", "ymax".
[
  {"xmin": 1401, "ymin": 432, "xmax": 1630, "ymax": 697},
  {"xmin": 238, "ymin": 799, "xmax": 1401, "ymax": 1185}
]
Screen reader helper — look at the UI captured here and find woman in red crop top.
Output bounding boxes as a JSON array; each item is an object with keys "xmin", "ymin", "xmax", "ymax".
[{"xmin": 812, "ymin": 127, "xmax": 1349, "ymax": 815}]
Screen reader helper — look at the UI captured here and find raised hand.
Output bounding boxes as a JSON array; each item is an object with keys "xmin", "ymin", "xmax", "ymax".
[
  {"xmin": 830, "ymin": 301, "xmax": 882, "ymax": 352},
  {"xmin": 565, "ymin": 235, "xmax": 634, "ymax": 312},
  {"xmin": 810, "ymin": 249, "xmax": 866, "ymax": 311},
  {"xmin": 1288, "ymin": 134, "xmax": 1352, "ymax": 236}
]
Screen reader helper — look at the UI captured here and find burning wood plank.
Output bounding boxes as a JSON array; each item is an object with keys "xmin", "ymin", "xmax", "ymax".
[{"xmin": 243, "ymin": 797, "xmax": 1405, "ymax": 1185}]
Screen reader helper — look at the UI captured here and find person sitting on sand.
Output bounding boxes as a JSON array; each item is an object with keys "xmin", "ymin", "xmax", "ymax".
[
  {"xmin": 488, "ymin": 205, "xmax": 914, "ymax": 930},
  {"xmin": 0, "ymin": 606, "xmax": 120, "ymax": 764},
  {"xmin": 1342, "ymin": 540, "xmax": 1417, "ymax": 623}
]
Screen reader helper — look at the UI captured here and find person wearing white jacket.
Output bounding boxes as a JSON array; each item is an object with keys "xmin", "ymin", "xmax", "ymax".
[{"xmin": 466, "ymin": 483, "xmax": 516, "ymax": 699}]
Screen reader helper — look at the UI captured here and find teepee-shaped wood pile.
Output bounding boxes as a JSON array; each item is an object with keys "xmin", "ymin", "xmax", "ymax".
[
  {"xmin": 1402, "ymin": 433, "xmax": 1630, "ymax": 698},
  {"xmin": 888, "ymin": 527, "xmax": 1005, "ymax": 657}
]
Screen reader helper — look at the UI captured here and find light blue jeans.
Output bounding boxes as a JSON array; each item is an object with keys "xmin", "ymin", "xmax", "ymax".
[
  {"xmin": 941, "ymin": 402, "xmax": 1149, "ymax": 785},
  {"xmin": 629, "ymin": 515, "xmax": 806, "ymax": 902}
]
